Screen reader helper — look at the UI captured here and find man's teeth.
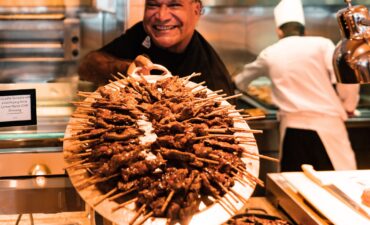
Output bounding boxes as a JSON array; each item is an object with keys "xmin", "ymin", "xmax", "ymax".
[{"xmin": 156, "ymin": 25, "xmax": 174, "ymax": 30}]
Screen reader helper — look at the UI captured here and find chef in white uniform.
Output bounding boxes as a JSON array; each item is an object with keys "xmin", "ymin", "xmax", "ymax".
[{"xmin": 233, "ymin": 0, "xmax": 360, "ymax": 171}]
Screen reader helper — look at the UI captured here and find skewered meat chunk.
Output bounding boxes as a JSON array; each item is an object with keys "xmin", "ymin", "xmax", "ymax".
[
  {"xmin": 155, "ymin": 133, "xmax": 196, "ymax": 150},
  {"xmin": 179, "ymin": 192, "xmax": 200, "ymax": 223},
  {"xmin": 204, "ymin": 139, "xmax": 245, "ymax": 154},
  {"xmin": 76, "ymin": 128, "xmax": 108, "ymax": 141},
  {"xmin": 192, "ymin": 143, "xmax": 213, "ymax": 158},
  {"xmin": 162, "ymin": 167, "xmax": 189, "ymax": 191},
  {"xmin": 102, "ymin": 127, "xmax": 143, "ymax": 141},
  {"xmin": 107, "ymin": 149, "xmax": 146, "ymax": 172},
  {"xmin": 200, "ymin": 173, "xmax": 220, "ymax": 197},
  {"xmin": 121, "ymin": 156, "xmax": 166, "ymax": 182},
  {"xmin": 154, "ymin": 121, "xmax": 187, "ymax": 136}
]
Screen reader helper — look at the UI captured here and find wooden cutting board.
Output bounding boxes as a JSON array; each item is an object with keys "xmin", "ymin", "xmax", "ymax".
[{"xmin": 282, "ymin": 170, "xmax": 370, "ymax": 225}]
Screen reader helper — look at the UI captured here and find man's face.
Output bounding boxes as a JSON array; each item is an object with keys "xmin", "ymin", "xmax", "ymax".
[{"xmin": 143, "ymin": 0, "xmax": 201, "ymax": 53}]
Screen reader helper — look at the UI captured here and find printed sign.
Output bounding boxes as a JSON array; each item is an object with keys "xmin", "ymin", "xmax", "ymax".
[{"xmin": 0, "ymin": 89, "xmax": 36, "ymax": 127}]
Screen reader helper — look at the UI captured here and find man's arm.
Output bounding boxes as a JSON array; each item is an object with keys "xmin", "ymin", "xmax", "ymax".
[
  {"xmin": 336, "ymin": 83, "xmax": 360, "ymax": 116},
  {"xmin": 232, "ymin": 53, "xmax": 269, "ymax": 92},
  {"xmin": 78, "ymin": 50, "xmax": 132, "ymax": 86}
]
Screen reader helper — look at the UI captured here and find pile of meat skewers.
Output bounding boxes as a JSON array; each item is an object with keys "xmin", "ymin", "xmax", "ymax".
[{"xmin": 64, "ymin": 72, "xmax": 273, "ymax": 225}]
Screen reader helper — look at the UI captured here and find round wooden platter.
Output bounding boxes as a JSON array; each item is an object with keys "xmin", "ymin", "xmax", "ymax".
[{"xmin": 63, "ymin": 74, "xmax": 260, "ymax": 225}]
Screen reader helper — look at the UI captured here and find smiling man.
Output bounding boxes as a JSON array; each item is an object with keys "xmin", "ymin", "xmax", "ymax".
[{"xmin": 78, "ymin": 0, "xmax": 235, "ymax": 97}]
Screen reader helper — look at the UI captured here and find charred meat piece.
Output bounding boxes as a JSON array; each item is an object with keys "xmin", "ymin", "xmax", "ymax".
[
  {"xmin": 121, "ymin": 156, "xmax": 166, "ymax": 182},
  {"xmin": 102, "ymin": 127, "xmax": 143, "ymax": 141},
  {"xmin": 204, "ymin": 139, "xmax": 244, "ymax": 154},
  {"xmin": 154, "ymin": 121, "xmax": 187, "ymax": 136},
  {"xmin": 76, "ymin": 128, "xmax": 108, "ymax": 141},
  {"xmin": 155, "ymin": 133, "xmax": 196, "ymax": 150},
  {"xmin": 192, "ymin": 143, "xmax": 213, "ymax": 158},
  {"xmin": 162, "ymin": 167, "xmax": 189, "ymax": 191},
  {"xmin": 160, "ymin": 148, "xmax": 197, "ymax": 163}
]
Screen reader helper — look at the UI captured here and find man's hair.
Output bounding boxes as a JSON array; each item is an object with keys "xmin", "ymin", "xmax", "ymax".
[
  {"xmin": 279, "ymin": 22, "xmax": 305, "ymax": 37},
  {"xmin": 193, "ymin": 0, "xmax": 204, "ymax": 14}
]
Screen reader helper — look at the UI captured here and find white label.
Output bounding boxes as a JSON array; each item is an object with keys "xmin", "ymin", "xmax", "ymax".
[{"xmin": 0, "ymin": 95, "xmax": 31, "ymax": 122}]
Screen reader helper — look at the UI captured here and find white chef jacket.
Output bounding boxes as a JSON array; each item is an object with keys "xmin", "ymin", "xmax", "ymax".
[{"xmin": 234, "ymin": 36, "xmax": 360, "ymax": 170}]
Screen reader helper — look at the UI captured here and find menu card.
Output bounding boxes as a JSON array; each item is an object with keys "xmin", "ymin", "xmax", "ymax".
[{"xmin": 0, "ymin": 89, "xmax": 36, "ymax": 127}]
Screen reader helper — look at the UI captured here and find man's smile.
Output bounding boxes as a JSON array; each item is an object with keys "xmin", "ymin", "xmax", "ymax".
[{"xmin": 153, "ymin": 25, "xmax": 178, "ymax": 31}]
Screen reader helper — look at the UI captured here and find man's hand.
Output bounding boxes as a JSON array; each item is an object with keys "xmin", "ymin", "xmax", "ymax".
[
  {"xmin": 78, "ymin": 51, "xmax": 132, "ymax": 86},
  {"xmin": 127, "ymin": 55, "xmax": 153, "ymax": 75}
]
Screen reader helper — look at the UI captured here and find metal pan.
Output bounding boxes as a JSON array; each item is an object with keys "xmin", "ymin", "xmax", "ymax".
[{"xmin": 223, "ymin": 213, "xmax": 292, "ymax": 225}]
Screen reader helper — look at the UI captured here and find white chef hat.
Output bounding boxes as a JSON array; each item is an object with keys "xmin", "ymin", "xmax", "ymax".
[{"xmin": 274, "ymin": 0, "xmax": 305, "ymax": 28}]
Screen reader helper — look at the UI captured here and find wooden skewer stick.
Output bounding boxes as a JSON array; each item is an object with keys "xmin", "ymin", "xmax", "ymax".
[
  {"xmin": 230, "ymin": 188, "xmax": 249, "ymax": 205},
  {"xmin": 207, "ymin": 89, "xmax": 224, "ymax": 96},
  {"xmin": 112, "ymin": 197, "xmax": 138, "ymax": 212},
  {"xmin": 231, "ymin": 165, "xmax": 254, "ymax": 181},
  {"xmin": 73, "ymin": 174, "xmax": 99, "ymax": 187},
  {"xmin": 135, "ymin": 211, "xmax": 154, "ymax": 225},
  {"xmin": 72, "ymin": 163, "xmax": 99, "ymax": 170},
  {"xmin": 78, "ymin": 138, "xmax": 100, "ymax": 144},
  {"xmin": 243, "ymin": 151, "xmax": 279, "ymax": 162},
  {"xmin": 71, "ymin": 101, "xmax": 95, "ymax": 106},
  {"xmin": 91, "ymin": 173, "xmax": 120, "ymax": 185},
  {"xmin": 70, "ymin": 126, "xmax": 94, "ymax": 130},
  {"xmin": 217, "ymin": 93, "xmax": 243, "ymax": 101},
  {"xmin": 77, "ymin": 93, "xmax": 95, "ymax": 98},
  {"xmin": 209, "ymin": 153, "xmax": 220, "ymax": 159},
  {"xmin": 206, "ymin": 128, "xmax": 263, "ymax": 134},
  {"xmin": 182, "ymin": 72, "xmax": 202, "ymax": 82},
  {"xmin": 193, "ymin": 134, "xmax": 255, "ymax": 141},
  {"xmin": 204, "ymin": 105, "xmax": 235, "ymax": 117},
  {"xmin": 238, "ymin": 142, "xmax": 257, "ymax": 147},
  {"xmin": 160, "ymin": 190, "xmax": 175, "ymax": 214},
  {"xmin": 191, "ymin": 86, "xmax": 207, "ymax": 94},
  {"xmin": 93, "ymin": 187, "xmax": 118, "ymax": 206},
  {"xmin": 106, "ymin": 81, "xmax": 121, "ymax": 90},
  {"xmin": 216, "ymin": 197, "xmax": 234, "ymax": 216},
  {"xmin": 62, "ymin": 129, "xmax": 107, "ymax": 141},
  {"xmin": 216, "ymin": 195, "xmax": 238, "ymax": 214},
  {"xmin": 189, "ymin": 81, "xmax": 206, "ymax": 90},
  {"xmin": 193, "ymin": 93, "xmax": 227, "ymax": 104},
  {"xmin": 215, "ymin": 181, "xmax": 239, "ymax": 204},
  {"xmin": 108, "ymin": 187, "xmax": 138, "ymax": 201},
  {"xmin": 116, "ymin": 71, "xmax": 126, "ymax": 78},
  {"xmin": 128, "ymin": 204, "xmax": 146, "ymax": 225},
  {"xmin": 68, "ymin": 121, "xmax": 94, "ymax": 126},
  {"xmin": 71, "ymin": 113, "xmax": 95, "ymax": 118},
  {"xmin": 112, "ymin": 74, "xmax": 127, "ymax": 84},
  {"xmin": 243, "ymin": 115, "xmax": 266, "ymax": 121},
  {"xmin": 236, "ymin": 165, "xmax": 265, "ymax": 188},
  {"xmin": 228, "ymin": 114, "xmax": 256, "ymax": 119},
  {"xmin": 228, "ymin": 109, "xmax": 245, "ymax": 114},
  {"xmin": 78, "ymin": 91, "xmax": 94, "ymax": 95},
  {"xmin": 231, "ymin": 172, "xmax": 251, "ymax": 187},
  {"xmin": 109, "ymin": 79, "xmax": 125, "ymax": 89},
  {"xmin": 64, "ymin": 158, "xmax": 89, "ymax": 169},
  {"xmin": 196, "ymin": 157, "xmax": 219, "ymax": 164}
]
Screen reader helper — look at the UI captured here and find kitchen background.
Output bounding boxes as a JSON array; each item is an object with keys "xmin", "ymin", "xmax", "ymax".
[{"xmin": 0, "ymin": 0, "xmax": 369, "ymax": 216}]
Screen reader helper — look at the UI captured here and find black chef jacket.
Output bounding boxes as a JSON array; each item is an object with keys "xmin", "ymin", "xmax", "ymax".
[{"xmin": 100, "ymin": 22, "xmax": 235, "ymax": 97}]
